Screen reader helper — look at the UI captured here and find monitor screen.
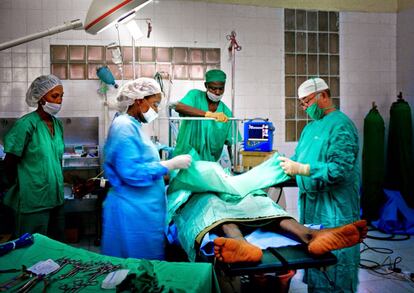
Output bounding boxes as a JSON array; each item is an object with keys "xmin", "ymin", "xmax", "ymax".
[{"xmin": 248, "ymin": 124, "xmax": 269, "ymax": 141}]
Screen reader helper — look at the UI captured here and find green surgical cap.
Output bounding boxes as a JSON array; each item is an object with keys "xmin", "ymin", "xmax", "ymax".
[{"xmin": 205, "ymin": 69, "xmax": 226, "ymax": 83}]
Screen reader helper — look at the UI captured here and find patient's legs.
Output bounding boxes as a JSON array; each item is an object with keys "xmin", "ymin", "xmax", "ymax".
[
  {"xmin": 278, "ymin": 218, "xmax": 368, "ymax": 255},
  {"xmin": 213, "ymin": 220, "xmax": 311, "ymax": 263},
  {"xmin": 214, "ymin": 223, "xmax": 263, "ymax": 263},
  {"xmin": 213, "ymin": 219, "xmax": 368, "ymax": 263}
]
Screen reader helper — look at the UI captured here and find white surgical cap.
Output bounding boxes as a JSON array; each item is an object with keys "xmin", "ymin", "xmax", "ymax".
[
  {"xmin": 26, "ymin": 74, "xmax": 62, "ymax": 107},
  {"xmin": 116, "ymin": 78, "xmax": 161, "ymax": 112},
  {"xmin": 297, "ymin": 77, "xmax": 329, "ymax": 99}
]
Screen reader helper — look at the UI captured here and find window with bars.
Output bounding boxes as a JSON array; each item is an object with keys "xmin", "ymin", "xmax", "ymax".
[
  {"xmin": 284, "ymin": 9, "xmax": 340, "ymax": 142},
  {"xmin": 50, "ymin": 45, "xmax": 221, "ymax": 81}
]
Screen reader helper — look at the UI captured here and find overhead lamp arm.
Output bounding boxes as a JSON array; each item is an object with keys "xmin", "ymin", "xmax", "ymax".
[
  {"xmin": 0, "ymin": 0, "xmax": 153, "ymax": 51},
  {"xmin": 0, "ymin": 19, "xmax": 83, "ymax": 51}
]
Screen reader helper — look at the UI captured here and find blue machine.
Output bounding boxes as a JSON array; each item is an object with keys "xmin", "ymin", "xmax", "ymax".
[{"xmin": 243, "ymin": 119, "xmax": 274, "ymax": 152}]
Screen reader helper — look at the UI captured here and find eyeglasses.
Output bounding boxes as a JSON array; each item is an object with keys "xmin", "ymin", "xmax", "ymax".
[
  {"xmin": 299, "ymin": 93, "xmax": 319, "ymax": 106},
  {"xmin": 207, "ymin": 86, "xmax": 225, "ymax": 91}
]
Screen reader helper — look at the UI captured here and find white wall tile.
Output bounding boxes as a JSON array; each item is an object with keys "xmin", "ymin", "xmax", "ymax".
[
  {"xmin": 0, "ymin": 53, "xmax": 12, "ymax": 67},
  {"xmin": 397, "ymin": 7, "xmax": 414, "ymax": 108},
  {"xmin": 0, "ymin": 68, "xmax": 12, "ymax": 82},
  {"xmin": 27, "ymin": 67, "xmax": 42, "ymax": 82},
  {"xmin": 28, "ymin": 53, "xmax": 43, "ymax": 67},
  {"xmin": 10, "ymin": 81, "xmax": 27, "ymax": 97},
  {"xmin": 12, "ymin": 53, "xmax": 27, "ymax": 68},
  {"xmin": 12, "ymin": 68, "xmax": 27, "ymax": 82},
  {"xmin": 340, "ymin": 11, "xmax": 397, "ymax": 141},
  {"xmin": 0, "ymin": 82, "xmax": 12, "ymax": 97},
  {"xmin": 0, "ymin": 1, "xmax": 12, "ymax": 9}
]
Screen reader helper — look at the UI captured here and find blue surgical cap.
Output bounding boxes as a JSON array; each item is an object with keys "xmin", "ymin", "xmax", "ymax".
[{"xmin": 26, "ymin": 74, "xmax": 62, "ymax": 107}]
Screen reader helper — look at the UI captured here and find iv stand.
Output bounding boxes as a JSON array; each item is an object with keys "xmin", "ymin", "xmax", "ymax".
[{"xmin": 226, "ymin": 31, "xmax": 242, "ymax": 170}]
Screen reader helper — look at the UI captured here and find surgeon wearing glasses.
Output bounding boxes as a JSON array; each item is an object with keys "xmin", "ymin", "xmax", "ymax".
[
  {"xmin": 173, "ymin": 69, "xmax": 236, "ymax": 162},
  {"xmin": 279, "ymin": 78, "xmax": 361, "ymax": 292},
  {"xmin": 102, "ymin": 78, "xmax": 191, "ymax": 260}
]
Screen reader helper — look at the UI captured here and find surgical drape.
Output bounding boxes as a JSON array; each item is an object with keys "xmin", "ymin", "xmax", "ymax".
[
  {"xmin": 173, "ymin": 89, "xmax": 234, "ymax": 161},
  {"xmin": 167, "ymin": 151, "xmax": 291, "ymax": 261},
  {"xmin": 102, "ymin": 114, "xmax": 168, "ymax": 260},
  {"xmin": 292, "ymin": 110, "xmax": 360, "ymax": 293}
]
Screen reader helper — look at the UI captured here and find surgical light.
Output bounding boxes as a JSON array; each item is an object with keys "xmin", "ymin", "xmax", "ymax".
[
  {"xmin": 84, "ymin": 0, "xmax": 153, "ymax": 35},
  {"xmin": 0, "ymin": 0, "xmax": 153, "ymax": 51}
]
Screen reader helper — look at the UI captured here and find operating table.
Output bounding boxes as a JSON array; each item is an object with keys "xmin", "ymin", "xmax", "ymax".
[{"xmin": 199, "ymin": 178, "xmax": 337, "ymax": 289}]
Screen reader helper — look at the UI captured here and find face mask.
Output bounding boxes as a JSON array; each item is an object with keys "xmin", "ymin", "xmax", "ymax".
[
  {"xmin": 142, "ymin": 100, "xmax": 158, "ymax": 124},
  {"xmin": 42, "ymin": 102, "xmax": 62, "ymax": 116},
  {"xmin": 305, "ymin": 94, "xmax": 335, "ymax": 120},
  {"xmin": 305, "ymin": 103, "xmax": 325, "ymax": 120},
  {"xmin": 207, "ymin": 91, "xmax": 223, "ymax": 102}
]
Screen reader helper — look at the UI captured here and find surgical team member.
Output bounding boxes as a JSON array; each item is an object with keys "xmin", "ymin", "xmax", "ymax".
[
  {"xmin": 102, "ymin": 78, "xmax": 191, "ymax": 260},
  {"xmin": 173, "ymin": 69, "xmax": 234, "ymax": 161},
  {"xmin": 279, "ymin": 78, "xmax": 360, "ymax": 293},
  {"xmin": 3, "ymin": 74, "xmax": 65, "ymax": 241}
]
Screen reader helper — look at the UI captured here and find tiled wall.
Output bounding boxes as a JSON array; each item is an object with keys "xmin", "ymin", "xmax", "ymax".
[
  {"xmin": 0, "ymin": 1, "xmax": 402, "ymax": 217},
  {"xmin": 397, "ymin": 7, "xmax": 414, "ymax": 117},
  {"xmin": 340, "ymin": 12, "xmax": 397, "ymax": 145}
]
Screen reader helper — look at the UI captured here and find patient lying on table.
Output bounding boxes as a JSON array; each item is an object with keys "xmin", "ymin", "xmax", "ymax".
[
  {"xmin": 212, "ymin": 219, "xmax": 367, "ymax": 263},
  {"xmin": 167, "ymin": 151, "xmax": 367, "ymax": 263}
]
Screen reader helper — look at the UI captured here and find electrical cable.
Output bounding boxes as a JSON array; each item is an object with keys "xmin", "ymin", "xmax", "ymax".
[{"xmin": 359, "ymin": 241, "xmax": 414, "ymax": 284}]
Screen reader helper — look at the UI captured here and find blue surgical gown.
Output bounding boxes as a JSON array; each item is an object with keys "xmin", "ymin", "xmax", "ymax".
[
  {"xmin": 101, "ymin": 114, "xmax": 168, "ymax": 260},
  {"xmin": 292, "ymin": 110, "xmax": 360, "ymax": 292}
]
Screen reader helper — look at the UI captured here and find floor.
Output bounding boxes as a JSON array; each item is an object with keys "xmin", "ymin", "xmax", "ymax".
[
  {"xmin": 70, "ymin": 227, "xmax": 414, "ymax": 292},
  {"xmin": 289, "ymin": 228, "xmax": 414, "ymax": 293}
]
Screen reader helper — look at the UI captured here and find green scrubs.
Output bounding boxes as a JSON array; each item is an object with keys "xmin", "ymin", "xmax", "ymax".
[
  {"xmin": 4, "ymin": 111, "xmax": 65, "ymax": 237},
  {"xmin": 292, "ymin": 110, "xmax": 360, "ymax": 293},
  {"xmin": 173, "ymin": 89, "xmax": 235, "ymax": 161}
]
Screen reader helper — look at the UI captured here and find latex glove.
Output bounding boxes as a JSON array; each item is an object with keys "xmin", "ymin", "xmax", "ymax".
[
  {"xmin": 160, "ymin": 154, "xmax": 192, "ymax": 170},
  {"xmin": 205, "ymin": 111, "xmax": 228, "ymax": 122},
  {"xmin": 279, "ymin": 156, "xmax": 310, "ymax": 176}
]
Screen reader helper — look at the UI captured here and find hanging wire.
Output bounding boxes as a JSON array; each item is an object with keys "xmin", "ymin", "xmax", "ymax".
[{"xmin": 115, "ymin": 24, "xmax": 124, "ymax": 82}]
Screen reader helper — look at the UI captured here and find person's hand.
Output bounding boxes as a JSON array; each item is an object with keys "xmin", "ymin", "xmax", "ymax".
[
  {"xmin": 279, "ymin": 156, "xmax": 310, "ymax": 176},
  {"xmin": 205, "ymin": 111, "xmax": 228, "ymax": 122},
  {"xmin": 160, "ymin": 155, "xmax": 192, "ymax": 170}
]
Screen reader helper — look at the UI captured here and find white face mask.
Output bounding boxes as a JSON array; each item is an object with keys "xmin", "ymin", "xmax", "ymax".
[
  {"xmin": 42, "ymin": 102, "xmax": 62, "ymax": 116},
  {"xmin": 207, "ymin": 91, "xmax": 223, "ymax": 102},
  {"xmin": 142, "ymin": 101, "xmax": 158, "ymax": 124}
]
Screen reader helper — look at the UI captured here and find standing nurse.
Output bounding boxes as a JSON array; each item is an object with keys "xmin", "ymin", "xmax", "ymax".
[
  {"xmin": 173, "ymin": 69, "xmax": 235, "ymax": 162},
  {"xmin": 3, "ymin": 74, "xmax": 65, "ymax": 240},
  {"xmin": 279, "ymin": 78, "xmax": 361, "ymax": 292},
  {"xmin": 102, "ymin": 78, "xmax": 191, "ymax": 260}
]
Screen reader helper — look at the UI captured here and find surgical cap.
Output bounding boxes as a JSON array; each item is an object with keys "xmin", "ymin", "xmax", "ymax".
[
  {"xmin": 26, "ymin": 74, "xmax": 62, "ymax": 107},
  {"xmin": 205, "ymin": 69, "xmax": 226, "ymax": 83},
  {"xmin": 116, "ymin": 77, "xmax": 161, "ymax": 111},
  {"xmin": 298, "ymin": 77, "xmax": 329, "ymax": 99}
]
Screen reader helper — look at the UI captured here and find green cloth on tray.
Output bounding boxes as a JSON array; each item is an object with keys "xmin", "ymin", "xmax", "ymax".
[{"xmin": 0, "ymin": 234, "xmax": 220, "ymax": 293}]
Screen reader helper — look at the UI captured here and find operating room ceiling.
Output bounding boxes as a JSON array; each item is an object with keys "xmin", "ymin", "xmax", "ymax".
[{"xmin": 181, "ymin": 0, "xmax": 403, "ymax": 13}]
